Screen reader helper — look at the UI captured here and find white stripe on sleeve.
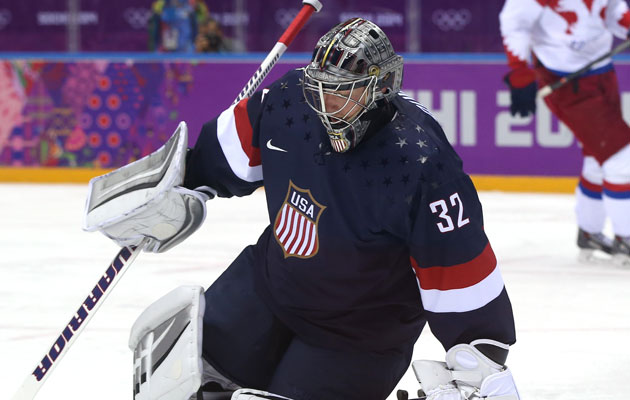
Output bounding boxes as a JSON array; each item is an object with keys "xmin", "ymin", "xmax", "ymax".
[
  {"xmin": 419, "ymin": 266, "xmax": 505, "ymax": 313},
  {"xmin": 216, "ymin": 104, "xmax": 263, "ymax": 182}
]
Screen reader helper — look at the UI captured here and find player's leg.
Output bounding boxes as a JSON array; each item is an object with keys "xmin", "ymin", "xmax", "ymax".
[
  {"xmin": 201, "ymin": 244, "xmax": 294, "ymax": 392},
  {"xmin": 575, "ymin": 155, "xmax": 613, "ymax": 261},
  {"xmin": 537, "ymin": 68, "xmax": 630, "ymax": 262},
  {"xmin": 265, "ymin": 335, "xmax": 416, "ymax": 399},
  {"xmin": 602, "ymin": 144, "xmax": 630, "ymax": 265}
]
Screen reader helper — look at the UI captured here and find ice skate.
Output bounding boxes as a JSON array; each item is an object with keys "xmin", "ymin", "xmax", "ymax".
[
  {"xmin": 612, "ymin": 236, "xmax": 630, "ymax": 267},
  {"xmin": 577, "ymin": 228, "xmax": 614, "ymax": 263}
]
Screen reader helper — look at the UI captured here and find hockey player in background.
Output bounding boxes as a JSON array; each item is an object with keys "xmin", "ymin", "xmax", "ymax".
[
  {"xmin": 500, "ymin": 0, "xmax": 630, "ymax": 265},
  {"xmin": 85, "ymin": 18, "xmax": 520, "ymax": 400}
]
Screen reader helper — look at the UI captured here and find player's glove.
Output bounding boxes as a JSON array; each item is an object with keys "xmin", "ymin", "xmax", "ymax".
[
  {"xmin": 503, "ymin": 66, "xmax": 537, "ymax": 117},
  {"xmin": 83, "ymin": 122, "xmax": 214, "ymax": 253},
  {"xmin": 412, "ymin": 339, "xmax": 520, "ymax": 400}
]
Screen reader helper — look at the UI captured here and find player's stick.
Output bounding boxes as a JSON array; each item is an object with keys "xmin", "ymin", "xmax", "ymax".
[
  {"xmin": 537, "ymin": 40, "xmax": 630, "ymax": 98},
  {"xmin": 11, "ymin": 239, "xmax": 148, "ymax": 400},
  {"xmin": 233, "ymin": 0, "xmax": 323, "ymax": 104},
  {"xmin": 11, "ymin": 2, "xmax": 323, "ymax": 399}
]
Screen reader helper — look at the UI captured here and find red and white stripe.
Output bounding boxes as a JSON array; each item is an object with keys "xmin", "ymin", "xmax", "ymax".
[
  {"xmin": 330, "ymin": 137, "xmax": 348, "ymax": 153},
  {"xmin": 216, "ymin": 98, "xmax": 263, "ymax": 182},
  {"xmin": 275, "ymin": 204, "xmax": 318, "ymax": 256},
  {"xmin": 411, "ymin": 243, "xmax": 505, "ymax": 313}
]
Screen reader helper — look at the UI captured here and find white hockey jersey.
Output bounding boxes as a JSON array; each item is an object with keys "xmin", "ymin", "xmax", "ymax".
[{"xmin": 500, "ymin": 0, "xmax": 630, "ymax": 74}]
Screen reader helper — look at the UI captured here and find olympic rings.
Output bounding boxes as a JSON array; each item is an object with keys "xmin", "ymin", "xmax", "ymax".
[
  {"xmin": 124, "ymin": 8, "xmax": 152, "ymax": 30},
  {"xmin": 431, "ymin": 9, "xmax": 472, "ymax": 32},
  {"xmin": 0, "ymin": 9, "xmax": 12, "ymax": 30}
]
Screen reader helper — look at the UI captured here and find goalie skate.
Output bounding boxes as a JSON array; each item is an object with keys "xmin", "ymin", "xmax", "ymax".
[{"xmin": 577, "ymin": 228, "xmax": 613, "ymax": 264}]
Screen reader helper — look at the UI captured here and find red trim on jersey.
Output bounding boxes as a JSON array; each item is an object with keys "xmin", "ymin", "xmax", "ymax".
[
  {"xmin": 234, "ymin": 98, "xmax": 261, "ymax": 167},
  {"xmin": 619, "ymin": 10, "xmax": 630, "ymax": 29},
  {"xmin": 583, "ymin": 0, "xmax": 594, "ymax": 12},
  {"xmin": 603, "ymin": 180, "xmax": 630, "ymax": 193},
  {"xmin": 411, "ymin": 242, "xmax": 497, "ymax": 291},
  {"xmin": 535, "ymin": 0, "xmax": 547, "ymax": 6},
  {"xmin": 579, "ymin": 176, "xmax": 602, "ymax": 192},
  {"xmin": 546, "ymin": 0, "xmax": 577, "ymax": 34},
  {"xmin": 600, "ymin": 6, "xmax": 607, "ymax": 21},
  {"xmin": 503, "ymin": 45, "xmax": 529, "ymax": 71}
]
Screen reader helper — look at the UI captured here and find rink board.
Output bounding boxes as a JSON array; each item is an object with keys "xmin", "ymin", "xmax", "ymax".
[{"xmin": 0, "ymin": 54, "xmax": 629, "ymax": 191}]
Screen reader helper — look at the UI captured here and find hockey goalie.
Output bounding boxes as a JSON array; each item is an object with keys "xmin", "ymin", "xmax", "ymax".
[{"xmin": 84, "ymin": 17, "xmax": 520, "ymax": 400}]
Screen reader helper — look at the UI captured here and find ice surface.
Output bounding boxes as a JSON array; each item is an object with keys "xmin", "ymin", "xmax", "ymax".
[{"xmin": 1, "ymin": 184, "xmax": 628, "ymax": 400}]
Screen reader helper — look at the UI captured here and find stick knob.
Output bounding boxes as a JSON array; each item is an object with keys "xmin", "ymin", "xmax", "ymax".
[{"xmin": 303, "ymin": 0, "xmax": 323, "ymax": 12}]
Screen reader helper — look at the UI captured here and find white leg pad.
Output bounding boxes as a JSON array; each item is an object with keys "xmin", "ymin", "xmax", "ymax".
[{"xmin": 129, "ymin": 286, "xmax": 205, "ymax": 400}]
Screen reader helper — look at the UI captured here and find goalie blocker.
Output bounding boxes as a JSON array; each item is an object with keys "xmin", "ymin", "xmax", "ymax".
[{"xmin": 83, "ymin": 122, "xmax": 214, "ymax": 253}]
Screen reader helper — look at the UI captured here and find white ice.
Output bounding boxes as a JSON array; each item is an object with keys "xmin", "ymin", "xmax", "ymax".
[{"xmin": 1, "ymin": 183, "xmax": 629, "ymax": 400}]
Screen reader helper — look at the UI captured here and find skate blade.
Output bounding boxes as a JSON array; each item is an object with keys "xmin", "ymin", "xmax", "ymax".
[
  {"xmin": 578, "ymin": 249, "xmax": 612, "ymax": 265},
  {"xmin": 612, "ymin": 253, "xmax": 630, "ymax": 267}
]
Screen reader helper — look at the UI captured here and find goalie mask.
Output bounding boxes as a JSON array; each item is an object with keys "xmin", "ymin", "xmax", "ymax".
[{"xmin": 303, "ymin": 18, "xmax": 403, "ymax": 153}]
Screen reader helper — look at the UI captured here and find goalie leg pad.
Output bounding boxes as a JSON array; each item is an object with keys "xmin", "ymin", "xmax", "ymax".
[{"xmin": 130, "ymin": 285, "xmax": 206, "ymax": 400}]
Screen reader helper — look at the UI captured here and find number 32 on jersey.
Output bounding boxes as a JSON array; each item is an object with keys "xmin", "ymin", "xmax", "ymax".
[{"xmin": 429, "ymin": 192, "xmax": 470, "ymax": 233}]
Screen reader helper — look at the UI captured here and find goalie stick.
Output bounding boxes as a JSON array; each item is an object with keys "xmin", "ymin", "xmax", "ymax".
[
  {"xmin": 233, "ymin": 0, "xmax": 323, "ymax": 104},
  {"xmin": 10, "ymin": 239, "xmax": 148, "ymax": 400},
  {"xmin": 11, "ymin": 1, "xmax": 322, "ymax": 399},
  {"xmin": 537, "ymin": 39, "xmax": 630, "ymax": 98}
]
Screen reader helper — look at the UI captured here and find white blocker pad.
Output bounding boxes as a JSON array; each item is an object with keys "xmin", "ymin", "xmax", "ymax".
[
  {"xmin": 129, "ymin": 285, "xmax": 205, "ymax": 400},
  {"xmin": 83, "ymin": 121, "xmax": 209, "ymax": 252}
]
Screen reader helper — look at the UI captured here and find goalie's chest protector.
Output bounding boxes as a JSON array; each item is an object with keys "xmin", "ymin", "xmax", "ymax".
[{"xmin": 245, "ymin": 70, "xmax": 444, "ymax": 347}]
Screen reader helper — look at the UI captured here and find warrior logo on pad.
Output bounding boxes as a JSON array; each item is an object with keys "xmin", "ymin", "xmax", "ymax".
[{"xmin": 274, "ymin": 180, "xmax": 326, "ymax": 258}]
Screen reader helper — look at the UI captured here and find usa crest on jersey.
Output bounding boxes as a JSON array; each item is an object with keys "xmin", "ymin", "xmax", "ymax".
[{"xmin": 274, "ymin": 181, "xmax": 326, "ymax": 258}]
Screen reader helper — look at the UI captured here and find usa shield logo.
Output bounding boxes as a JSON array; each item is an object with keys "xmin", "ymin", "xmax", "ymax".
[{"xmin": 274, "ymin": 180, "xmax": 326, "ymax": 258}]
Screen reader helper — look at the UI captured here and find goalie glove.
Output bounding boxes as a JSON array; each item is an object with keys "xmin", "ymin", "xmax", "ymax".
[
  {"xmin": 83, "ymin": 122, "xmax": 214, "ymax": 253},
  {"xmin": 412, "ymin": 339, "xmax": 520, "ymax": 400}
]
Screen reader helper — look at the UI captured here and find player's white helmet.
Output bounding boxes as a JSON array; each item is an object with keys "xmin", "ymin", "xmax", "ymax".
[{"xmin": 303, "ymin": 18, "xmax": 403, "ymax": 153}]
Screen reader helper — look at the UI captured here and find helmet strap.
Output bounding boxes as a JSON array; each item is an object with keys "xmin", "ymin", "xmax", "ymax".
[{"xmin": 358, "ymin": 99, "xmax": 396, "ymax": 144}]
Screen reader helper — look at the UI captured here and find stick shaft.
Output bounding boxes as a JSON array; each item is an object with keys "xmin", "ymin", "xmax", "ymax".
[
  {"xmin": 11, "ymin": 240, "xmax": 147, "ymax": 400},
  {"xmin": 233, "ymin": 2, "xmax": 319, "ymax": 104},
  {"xmin": 537, "ymin": 40, "xmax": 630, "ymax": 98}
]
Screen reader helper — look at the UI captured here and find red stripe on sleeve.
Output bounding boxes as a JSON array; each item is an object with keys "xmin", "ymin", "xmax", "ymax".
[
  {"xmin": 411, "ymin": 242, "xmax": 497, "ymax": 290},
  {"xmin": 234, "ymin": 98, "xmax": 261, "ymax": 167},
  {"xmin": 619, "ymin": 10, "xmax": 630, "ymax": 29}
]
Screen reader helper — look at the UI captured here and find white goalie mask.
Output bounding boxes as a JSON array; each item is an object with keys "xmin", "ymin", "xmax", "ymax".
[{"xmin": 303, "ymin": 18, "xmax": 403, "ymax": 153}]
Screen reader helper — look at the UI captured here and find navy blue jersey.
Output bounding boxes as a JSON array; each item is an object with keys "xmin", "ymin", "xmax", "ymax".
[{"xmin": 185, "ymin": 69, "xmax": 516, "ymax": 352}]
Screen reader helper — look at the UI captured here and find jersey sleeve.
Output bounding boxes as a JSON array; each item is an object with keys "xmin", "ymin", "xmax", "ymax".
[
  {"xmin": 408, "ymin": 172, "xmax": 516, "ymax": 350},
  {"xmin": 604, "ymin": 0, "xmax": 630, "ymax": 39},
  {"xmin": 183, "ymin": 90, "xmax": 265, "ymax": 197},
  {"xmin": 499, "ymin": 0, "xmax": 544, "ymax": 69}
]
